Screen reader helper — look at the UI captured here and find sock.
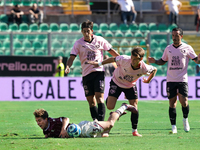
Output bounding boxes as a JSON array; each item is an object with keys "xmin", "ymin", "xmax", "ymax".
[
  {"xmin": 105, "ymin": 98, "xmax": 108, "ymax": 106},
  {"xmin": 131, "ymin": 112, "xmax": 139, "ymax": 130},
  {"xmin": 182, "ymin": 105, "xmax": 189, "ymax": 118},
  {"xmin": 90, "ymin": 106, "xmax": 98, "ymax": 121},
  {"xmin": 115, "ymin": 105, "xmax": 127, "ymax": 115},
  {"xmin": 98, "ymin": 103, "xmax": 105, "ymax": 121},
  {"xmin": 132, "ymin": 129, "xmax": 137, "ymax": 132},
  {"xmin": 169, "ymin": 107, "xmax": 176, "ymax": 125}
]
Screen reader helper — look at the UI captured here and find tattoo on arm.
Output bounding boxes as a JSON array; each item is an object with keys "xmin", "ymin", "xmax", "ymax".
[{"xmin": 155, "ymin": 59, "xmax": 166, "ymax": 65}]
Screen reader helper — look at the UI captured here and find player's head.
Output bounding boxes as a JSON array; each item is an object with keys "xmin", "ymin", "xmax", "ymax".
[
  {"xmin": 131, "ymin": 47, "xmax": 145, "ymax": 68},
  {"xmin": 57, "ymin": 56, "xmax": 63, "ymax": 63},
  {"xmin": 81, "ymin": 20, "xmax": 93, "ymax": 42},
  {"xmin": 172, "ymin": 27, "xmax": 183, "ymax": 45},
  {"xmin": 33, "ymin": 109, "xmax": 49, "ymax": 129}
]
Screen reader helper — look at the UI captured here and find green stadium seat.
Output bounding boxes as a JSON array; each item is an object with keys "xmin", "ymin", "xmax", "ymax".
[
  {"xmin": 35, "ymin": 49, "xmax": 45, "ymax": 56},
  {"xmin": 150, "ymin": 39, "xmax": 159, "ymax": 50},
  {"xmin": 54, "ymin": 50, "xmax": 65, "ymax": 57},
  {"xmin": 95, "ymin": 31, "xmax": 103, "ymax": 36},
  {"xmin": 105, "ymin": 31, "xmax": 114, "ymax": 37},
  {"xmin": 92, "ymin": 23, "xmax": 99, "ymax": 32},
  {"xmin": 119, "ymin": 24, "xmax": 129, "ymax": 32},
  {"xmin": 22, "ymin": 0, "xmax": 33, "ymax": 6},
  {"xmin": 50, "ymin": 23, "xmax": 60, "ymax": 32},
  {"xmin": 0, "ymin": 50, "xmax": 4, "ymax": 55},
  {"xmin": 124, "ymin": 48, "xmax": 132, "ymax": 56},
  {"xmin": 0, "ymin": 23, "xmax": 9, "ymax": 31},
  {"xmin": 3, "ymin": 40, "xmax": 10, "ymax": 50},
  {"xmin": 110, "ymin": 39, "xmax": 120, "ymax": 48},
  {"xmin": 51, "ymin": 0, "xmax": 62, "ymax": 6},
  {"xmin": 44, "ymin": 0, "xmax": 52, "ymax": 6},
  {"xmin": 109, "ymin": 23, "xmax": 118, "ymax": 32},
  {"xmin": 29, "ymin": 23, "xmax": 39, "ymax": 32},
  {"xmin": 14, "ymin": 49, "xmax": 24, "ymax": 55},
  {"xmin": 37, "ymin": 34, "xmax": 47, "ymax": 42},
  {"xmin": 154, "ymin": 49, "xmax": 163, "ymax": 59},
  {"xmin": 9, "ymin": 23, "xmax": 18, "ymax": 32},
  {"xmin": 65, "ymin": 50, "xmax": 71, "ymax": 57},
  {"xmin": 0, "ymin": 34, "xmax": 9, "ymax": 41},
  {"xmin": 27, "ymin": 34, "xmax": 37, "ymax": 41},
  {"xmin": 19, "ymin": 23, "xmax": 29, "ymax": 32},
  {"xmin": 139, "ymin": 23, "xmax": 149, "ymax": 32},
  {"xmin": 0, "ymin": 0, "xmax": 4, "ymax": 6},
  {"xmin": 99, "ymin": 23, "xmax": 109, "ymax": 32},
  {"xmin": 12, "ymin": 0, "xmax": 22, "ymax": 6},
  {"xmin": 5, "ymin": 50, "xmax": 10, "ymax": 55},
  {"xmin": 22, "ymin": 40, "xmax": 32, "ymax": 50},
  {"xmin": 42, "ymin": 40, "xmax": 47, "ymax": 50},
  {"xmin": 134, "ymin": 31, "xmax": 143, "ymax": 38},
  {"xmin": 70, "ymin": 23, "xmax": 80, "ymax": 32},
  {"xmin": 33, "ymin": 40, "xmax": 43, "ymax": 50},
  {"xmin": 120, "ymin": 39, "xmax": 129, "ymax": 49},
  {"xmin": 25, "ymin": 49, "xmax": 34, "ymax": 56},
  {"xmin": 0, "ymin": 41, "xmax": 3, "ymax": 50},
  {"xmin": 129, "ymin": 23, "xmax": 138, "ymax": 32},
  {"xmin": 168, "ymin": 23, "xmax": 178, "ymax": 31},
  {"xmin": 188, "ymin": 65, "xmax": 195, "ymax": 76},
  {"xmin": 39, "ymin": 23, "xmax": 49, "ymax": 32},
  {"xmin": 5, "ymin": 0, "xmax": 12, "ymax": 6},
  {"xmin": 60, "ymin": 23, "xmax": 69, "ymax": 32},
  {"xmin": 148, "ymin": 23, "xmax": 158, "ymax": 32},
  {"xmin": 159, "ymin": 39, "xmax": 167, "ymax": 49},
  {"xmin": 0, "ymin": 14, "xmax": 9, "ymax": 23},
  {"xmin": 73, "ymin": 67, "xmax": 82, "ymax": 77},
  {"xmin": 73, "ymin": 59, "xmax": 81, "ymax": 67},
  {"xmin": 13, "ymin": 40, "xmax": 22, "ymax": 50},
  {"xmin": 130, "ymin": 39, "xmax": 139, "ymax": 46},
  {"xmin": 139, "ymin": 39, "xmax": 146, "ymax": 46},
  {"xmin": 156, "ymin": 66, "xmax": 165, "ymax": 76},
  {"xmin": 158, "ymin": 24, "xmax": 169, "ymax": 32},
  {"xmin": 62, "ymin": 40, "xmax": 72, "ymax": 49},
  {"xmin": 124, "ymin": 31, "xmax": 134, "ymax": 41},
  {"xmin": 52, "ymin": 40, "xmax": 62, "ymax": 51},
  {"xmin": 114, "ymin": 31, "xmax": 124, "ymax": 41},
  {"xmin": 15, "ymin": 34, "xmax": 27, "ymax": 41}
]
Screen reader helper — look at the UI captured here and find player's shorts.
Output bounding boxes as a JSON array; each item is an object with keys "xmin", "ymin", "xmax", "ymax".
[
  {"xmin": 78, "ymin": 120, "xmax": 104, "ymax": 138},
  {"xmin": 82, "ymin": 71, "xmax": 105, "ymax": 97},
  {"xmin": 108, "ymin": 79, "xmax": 138, "ymax": 100},
  {"xmin": 167, "ymin": 82, "xmax": 188, "ymax": 99}
]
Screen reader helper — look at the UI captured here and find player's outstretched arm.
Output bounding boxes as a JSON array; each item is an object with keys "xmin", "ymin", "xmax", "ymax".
[
  {"xmin": 86, "ymin": 57, "xmax": 116, "ymax": 68},
  {"xmin": 108, "ymin": 48, "xmax": 120, "ymax": 57},
  {"xmin": 148, "ymin": 57, "xmax": 166, "ymax": 65},
  {"xmin": 143, "ymin": 68, "xmax": 157, "ymax": 83},
  {"xmin": 194, "ymin": 53, "xmax": 200, "ymax": 64},
  {"xmin": 59, "ymin": 117, "xmax": 70, "ymax": 138},
  {"xmin": 65, "ymin": 55, "xmax": 76, "ymax": 74}
]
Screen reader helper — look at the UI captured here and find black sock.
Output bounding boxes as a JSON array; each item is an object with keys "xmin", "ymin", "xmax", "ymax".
[
  {"xmin": 98, "ymin": 103, "xmax": 106, "ymax": 121},
  {"xmin": 131, "ymin": 112, "xmax": 139, "ymax": 130},
  {"xmin": 90, "ymin": 106, "xmax": 98, "ymax": 121},
  {"xmin": 182, "ymin": 105, "xmax": 189, "ymax": 118},
  {"xmin": 169, "ymin": 107, "xmax": 176, "ymax": 125},
  {"xmin": 105, "ymin": 98, "xmax": 108, "ymax": 106}
]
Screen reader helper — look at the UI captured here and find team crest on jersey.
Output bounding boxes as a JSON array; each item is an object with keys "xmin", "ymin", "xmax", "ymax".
[
  {"xmin": 137, "ymin": 74, "xmax": 142, "ymax": 77},
  {"xmin": 124, "ymin": 75, "xmax": 133, "ymax": 82},
  {"xmin": 124, "ymin": 68, "xmax": 127, "ymax": 72},
  {"xmin": 95, "ymin": 45, "xmax": 100, "ymax": 49},
  {"xmin": 180, "ymin": 49, "xmax": 186, "ymax": 53},
  {"xmin": 87, "ymin": 51, "xmax": 96, "ymax": 61}
]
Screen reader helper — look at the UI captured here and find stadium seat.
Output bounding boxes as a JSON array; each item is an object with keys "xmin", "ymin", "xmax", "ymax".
[
  {"xmin": 5, "ymin": 50, "xmax": 10, "ymax": 55},
  {"xmin": 19, "ymin": 23, "xmax": 29, "ymax": 32},
  {"xmin": 139, "ymin": 23, "xmax": 149, "ymax": 32},
  {"xmin": 35, "ymin": 50, "xmax": 45, "ymax": 56},
  {"xmin": 32, "ymin": 40, "xmax": 43, "ymax": 50},
  {"xmin": 124, "ymin": 31, "xmax": 134, "ymax": 41},
  {"xmin": 0, "ymin": 23, "xmax": 9, "ymax": 31},
  {"xmin": 120, "ymin": 39, "xmax": 129, "ymax": 49},
  {"xmin": 139, "ymin": 39, "xmax": 146, "ymax": 46},
  {"xmin": 0, "ymin": 50, "xmax": 4, "ymax": 55},
  {"xmin": 168, "ymin": 23, "xmax": 177, "ymax": 31},
  {"xmin": 150, "ymin": 39, "xmax": 159, "ymax": 50},
  {"xmin": 39, "ymin": 23, "xmax": 49, "ymax": 32},
  {"xmin": 134, "ymin": 31, "xmax": 143, "ymax": 38},
  {"xmin": 22, "ymin": 40, "xmax": 32, "ymax": 50},
  {"xmin": 0, "ymin": 41, "xmax": 3, "ymax": 50},
  {"xmin": 62, "ymin": 40, "xmax": 71, "ymax": 49},
  {"xmin": 9, "ymin": 23, "xmax": 18, "ymax": 32},
  {"xmin": 99, "ymin": 23, "xmax": 109, "ymax": 32},
  {"xmin": 50, "ymin": 23, "xmax": 60, "ymax": 32},
  {"xmin": 92, "ymin": 23, "xmax": 99, "ymax": 32},
  {"xmin": 14, "ymin": 49, "xmax": 24, "ymax": 55},
  {"xmin": 54, "ymin": 50, "xmax": 65, "ymax": 57},
  {"xmin": 154, "ymin": 49, "xmax": 163, "ymax": 59},
  {"xmin": 52, "ymin": 40, "xmax": 62, "ymax": 51},
  {"xmin": 95, "ymin": 31, "xmax": 103, "ymax": 36},
  {"xmin": 43, "ymin": 0, "xmax": 52, "ymax": 6},
  {"xmin": 13, "ymin": 40, "xmax": 22, "ymax": 50},
  {"xmin": 148, "ymin": 23, "xmax": 158, "ymax": 32},
  {"xmin": 110, "ymin": 39, "xmax": 120, "ymax": 48},
  {"xmin": 73, "ymin": 67, "xmax": 82, "ymax": 77},
  {"xmin": 156, "ymin": 66, "xmax": 164, "ymax": 76},
  {"xmin": 72, "ymin": 59, "xmax": 81, "ymax": 67},
  {"xmin": 0, "ymin": 14, "xmax": 9, "ymax": 23},
  {"xmin": 37, "ymin": 34, "xmax": 47, "ymax": 42},
  {"xmin": 15, "ymin": 34, "xmax": 27, "ymax": 41},
  {"xmin": 60, "ymin": 23, "xmax": 69, "ymax": 32},
  {"xmin": 130, "ymin": 39, "xmax": 139, "ymax": 46},
  {"xmin": 65, "ymin": 50, "xmax": 71, "ymax": 57},
  {"xmin": 159, "ymin": 39, "xmax": 167, "ymax": 49},
  {"xmin": 109, "ymin": 23, "xmax": 118, "ymax": 32},
  {"xmin": 27, "ymin": 34, "xmax": 37, "ymax": 41},
  {"xmin": 0, "ymin": 34, "xmax": 9, "ymax": 41},
  {"xmin": 22, "ymin": 0, "xmax": 33, "ymax": 6},
  {"xmin": 158, "ymin": 24, "xmax": 169, "ymax": 32},
  {"xmin": 105, "ymin": 31, "xmax": 114, "ymax": 37},
  {"xmin": 25, "ymin": 49, "xmax": 34, "ymax": 56},
  {"xmin": 3, "ymin": 40, "xmax": 10, "ymax": 50},
  {"xmin": 69, "ymin": 23, "xmax": 80, "ymax": 32},
  {"xmin": 115, "ymin": 31, "xmax": 124, "ymax": 41},
  {"xmin": 124, "ymin": 48, "xmax": 132, "ymax": 56},
  {"xmin": 129, "ymin": 23, "xmax": 139, "ymax": 32},
  {"xmin": 22, "ymin": 15, "xmax": 29, "ymax": 23},
  {"xmin": 119, "ymin": 24, "xmax": 129, "ymax": 32},
  {"xmin": 51, "ymin": 0, "xmax": 62, "ymax": 6},
  {"xmin": 29, "ymin": 23, "xmax": 39, "ymax": 32},
  {"xmin": 188, "ymin": 65, "xmax": 195, "ymax": 76},
  {"xmin": 13, "ymin": 0, "xmax": 22, "ymax": 6}
]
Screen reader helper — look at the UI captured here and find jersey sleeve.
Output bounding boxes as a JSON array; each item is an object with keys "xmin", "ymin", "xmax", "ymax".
[
  {"xmin": 142, "ymin": 63, "xmax": 156, "ymax": 76},
  {"xmin": 161, "ymin": 47, "xmax": 169, "ymax": 61},
  {"xmin": 115, "ymin": 55, "xmax": 125, "ymax": 66},
  {"xmin": 187, "ymin": 45, "xmax": 197, "ymax": 60},
  {"xmin": 102, "ymin": 38, "xmax": 112, "ymax": 51},
  {"xmin": 70, "ymin": 41, "xmax": 79, "ymax": 56}
]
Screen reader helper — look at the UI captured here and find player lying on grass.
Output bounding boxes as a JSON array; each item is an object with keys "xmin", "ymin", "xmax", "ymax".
[
  {"xmin": 86, "ymin": 47, "xmax": 157, "ymax": 137},
  {"xmin": 33, "ymin": 103, "xmax": 137, "ymax": 138}
]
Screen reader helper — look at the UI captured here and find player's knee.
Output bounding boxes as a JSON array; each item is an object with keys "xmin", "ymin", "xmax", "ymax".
[
  {"xmin": 109, "ymin": 120, "xmax": 114, "ymax": 128},
  {"xmin": 107, "ymin": 105, "xmax": 114, "ymax": 110}
]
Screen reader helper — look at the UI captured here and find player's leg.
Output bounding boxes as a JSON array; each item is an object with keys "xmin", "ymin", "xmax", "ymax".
[
  {"xmin": 167, "ymin": 82, "xmax": 178, "ymax": 133},
  {"xmin": 94, "ymin": 72, "xmax": 105, "ymax": 121},
  {"xmin": 86, "ymin": 95, "xmax": 98, "ymax": 121},
  {"xmin": 178, "ymin": 82, "xmax": 190, "ymax": 132}
]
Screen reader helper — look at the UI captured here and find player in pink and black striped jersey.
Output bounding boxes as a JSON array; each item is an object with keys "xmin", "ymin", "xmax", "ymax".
[
  {"xmin": 148, "ymin": 27, "xmax": 200, "ymax": 134},
  {"xmin": 65, "ymin": 20, "xmax": 119, "ymax": 122},
  {"xmin": 33, "ymin": 103, "xmax": 137, "ymax": 138}
]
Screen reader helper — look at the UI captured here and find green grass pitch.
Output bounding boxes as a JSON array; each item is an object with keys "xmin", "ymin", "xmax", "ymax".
[{"xmin": 0, "ymin": 100, "xmax": 200, "ymax": 150}]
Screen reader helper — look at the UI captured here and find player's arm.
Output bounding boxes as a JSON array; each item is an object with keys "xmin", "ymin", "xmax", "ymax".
[
  {"xmin": 108, "ymin": 48, "xmax": 120, "ymax": 57},
  {"xmin": 45, "ymin": 134, "xmax": 48, "ymax": 138},
  {"xmin": 59, "ymin": 117, "xmax": 70, "ymax": 138},
  {"xmin": 143, "ymin": 68, "xmax": 157, "ymax": 83},
  {"xmin": 193, "ymin": 53, "xmax": 200, "ymax": 64},
  {"xmin": 65, "ymin": 55, "xmax": 76, "ymax": 74},
  {"xmin": 110, "ymin": 0, "xmax": 118, "ymax": 4},
  {"xmin": 148, "ymin": 57, "xmax": 167, "ymax": 65},
  {"xmin": 178, "ymin": 1, "xmax": 182, "ymax": 10},
  {"xmin": 86, "ymin": 57, "xmax": 116, "ymax": 68}
]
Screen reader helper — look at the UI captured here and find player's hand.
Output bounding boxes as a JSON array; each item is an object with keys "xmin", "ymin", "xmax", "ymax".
[
  {"xmin": 65, "ymin": 66, "xmax": 70, "ymax": 74},
  {"xmin": 85, "ymin": 61, "xmax": 99, "ymax": 68},
  {"xmin": 148, "ymin": 57, "xmax": 156, "ymax": 63},
  {"xmin": 142, "ymin": 77, "xmax": 149, "ymax": 83},
  {"xmin": 59, "ymin": 130, "xmax": 69, "ymax": 138}
]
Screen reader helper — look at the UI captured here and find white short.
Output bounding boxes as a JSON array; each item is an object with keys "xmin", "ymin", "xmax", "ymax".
[{"xmin": 78, "ymin": 121, "xmax": 104, "ymax": 138}]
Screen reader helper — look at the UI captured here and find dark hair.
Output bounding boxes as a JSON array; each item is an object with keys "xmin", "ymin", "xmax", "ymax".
[
  {"xmin": 172, "ymin": 27, "xmax": 183, "ymax": 36},
  {"xmin": 15, "ymin": 4, "xmax": 19, "ymax": 7},
  {"xmin": 81, "ymin": 20, "xmax": 93, "ymax": 30},
  {"xmin": 33, "ymin": 109, "xmax": 49, "ymax": 120},
  {"xmin": 131, "ymin": 47, "xmax": 145, "ymax": 59}
]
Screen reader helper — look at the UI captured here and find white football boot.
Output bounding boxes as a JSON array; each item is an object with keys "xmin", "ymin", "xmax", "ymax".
[
  {"xmin": 172, "ymin": 125, "xmax": 177, "ymax": 134},
  {"xmin": 183, "ymin": 118, "xmax": 190, "ymax": 132}
]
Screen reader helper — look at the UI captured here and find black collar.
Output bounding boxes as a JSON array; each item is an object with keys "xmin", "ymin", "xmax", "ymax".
[{"xmin": 173, "ymin": 44, "xmax": 182, "ymax": 48}]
